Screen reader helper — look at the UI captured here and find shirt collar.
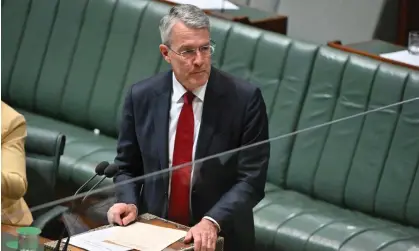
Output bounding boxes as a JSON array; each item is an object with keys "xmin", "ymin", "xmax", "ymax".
[{"xmin": 172, "ymin": 72, "xmax": 207, "ymax": 103}]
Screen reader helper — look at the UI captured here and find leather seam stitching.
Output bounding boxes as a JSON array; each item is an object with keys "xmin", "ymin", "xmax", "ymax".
[
  {"xmin": 57, "ymin": 0, "xmax": 91, "ymax": 120},
  {"xmin": 112, "ymin": 1, "xmax": 150, "ymax": 136},
  {"xmin": 311, "ymin": 52, "xmax": 349, "ymax": 199},
  {"xmin": 372, "ymin": 71, "xmax": 410, "ymax": 216},
  {"xmin": 341, "ymin": 59, "xmax": 378, "ymax": 209}
]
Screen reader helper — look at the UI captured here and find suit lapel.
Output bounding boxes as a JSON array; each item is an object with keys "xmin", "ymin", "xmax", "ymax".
[
  {"xmin": 195, "ymin": 68, "xmax": 225, "ymax": 162},
  {"xmin": 153, "ymin": 72, "xmax": 172, "ymax": 170}
]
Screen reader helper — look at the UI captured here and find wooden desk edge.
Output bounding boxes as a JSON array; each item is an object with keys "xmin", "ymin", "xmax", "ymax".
[
  {"xmin": 2, "ymin": 218, "xmax": 191, "ymax": 251},
  {"xmin": 328, "ymin": 41, "xmax": 419, "ymax": 71},
  {"xmin": 3, "ymin": 214, "xmax": 222, "ymax": 251}
]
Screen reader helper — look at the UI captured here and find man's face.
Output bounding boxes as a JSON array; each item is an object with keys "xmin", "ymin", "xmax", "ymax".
[{"xmin": 159, "ymin": 21, "xmax": 212, "ymax": 91}]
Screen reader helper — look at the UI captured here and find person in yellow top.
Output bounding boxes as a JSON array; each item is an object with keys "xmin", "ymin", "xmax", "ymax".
[{"xmin": 1, "ymin": 101, "xmax": 33, "ymax": 226}]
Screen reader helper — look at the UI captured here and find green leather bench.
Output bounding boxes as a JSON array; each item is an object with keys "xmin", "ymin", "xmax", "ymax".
[{"xmin": 2, "ymin": 0, "xmax": 419, "ymax": 250}]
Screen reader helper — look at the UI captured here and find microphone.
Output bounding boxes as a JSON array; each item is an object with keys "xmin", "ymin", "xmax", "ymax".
[
  {"xmin": 53, "ymin": 161, "xmax": 109, "ymax": 251},
  {"xmin": 61, "ymin": 164, "xmax": 119, "ymax": 251},
  {"xmin": 80, "ymin": 164, "xmax": 119, "ymax": 204}
]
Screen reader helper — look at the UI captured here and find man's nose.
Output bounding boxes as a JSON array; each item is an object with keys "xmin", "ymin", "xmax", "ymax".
[{"xmin": 193, "ymin": 51, "xmax": 204, "ymax": 66}]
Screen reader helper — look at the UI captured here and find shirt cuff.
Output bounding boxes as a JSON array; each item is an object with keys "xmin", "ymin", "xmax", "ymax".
[{"xmin": 203, "ymin": 216, "xmax": 221, "ymax": 232}]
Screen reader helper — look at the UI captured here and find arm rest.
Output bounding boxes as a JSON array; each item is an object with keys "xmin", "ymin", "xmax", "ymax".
[
  {"xmin": 30, "ymin": 205, "xmax": 69, "ymax": 230},
  {"xmin": 25, "ymin": 127, "xmax": 66, "ymax": 193},
  {"xmin": 24, "ymin": 127, "xmax": 66, "ymax": 218},
  {"xmin": 25, "ymin": 127, "xmax": 66, "ymax": 157}
]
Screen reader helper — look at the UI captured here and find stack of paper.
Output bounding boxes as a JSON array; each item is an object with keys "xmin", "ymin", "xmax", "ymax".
[
  {"xmin": 69, "ymin": 227, "xmax": 129, "ymax": 251},
  {"xmin": 69, "ymin": 222, "xmax": 187, "ymax": 251},
  {"xmin": 107, "ymin": 222, "xmax": 187, "ymax": 251}
]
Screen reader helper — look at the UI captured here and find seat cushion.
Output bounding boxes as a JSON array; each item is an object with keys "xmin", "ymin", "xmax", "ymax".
[
  {"xmin": 18, "ymin": 109, "xmax": 116, "ymax": 192},
  {"xmin": 254, "ymin": 184, "xmax": 419, "ymax": 251}
]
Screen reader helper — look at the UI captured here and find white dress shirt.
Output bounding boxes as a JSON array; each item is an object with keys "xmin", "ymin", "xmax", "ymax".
[
  {"xmin": 168, "ymin": 73, "xmax": 206, "ymax": 176},
  {"xmin": 168, "ymin": 73, "xmax": 220, "ymax": 231}
]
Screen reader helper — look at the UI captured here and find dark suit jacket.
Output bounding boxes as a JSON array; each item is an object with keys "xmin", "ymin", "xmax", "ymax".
[{"xmin": 114, "ymin": 67, "xmax": 270, "ymax": 251}]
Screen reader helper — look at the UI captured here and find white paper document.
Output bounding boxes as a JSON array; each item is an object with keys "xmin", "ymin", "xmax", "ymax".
[
  {"xmin": 106, "ymin": 222, "xmax": 187, "ymax": 251},
  {"xmin": 380, "ymin": 50, "xmax": 419, "ymax": 67},
  {"xmin": 167, "ymin": 0, "xmax": 239, "ymax": 10},
  {"xmin": 68, "ymin": 226, "xmax": 130, "ymax": 251}
]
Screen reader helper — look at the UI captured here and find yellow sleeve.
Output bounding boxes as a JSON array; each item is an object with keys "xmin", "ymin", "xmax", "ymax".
[{"xmin": 1, "ymin": 115, "xmax": 28, "ymax": 200}]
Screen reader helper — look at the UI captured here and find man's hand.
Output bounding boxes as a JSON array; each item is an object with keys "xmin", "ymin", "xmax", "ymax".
[
  {"xmin": 107, "ymin": 203, "xmax": 137, "ymax": 226},
  {"xmin": 184, "ymin": 218, "xmax": 218, "ymax": 251}
]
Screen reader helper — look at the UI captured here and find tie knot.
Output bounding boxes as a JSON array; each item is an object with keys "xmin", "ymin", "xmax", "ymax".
[{"xmin": 183, "ymin": 92, "xmax": 195, "ymax": 105}]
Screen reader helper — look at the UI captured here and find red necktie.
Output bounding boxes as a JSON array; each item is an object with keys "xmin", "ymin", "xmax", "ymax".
[{"xmin": 168, "ymin": 92, "xmax": 195, "ymax": 225}]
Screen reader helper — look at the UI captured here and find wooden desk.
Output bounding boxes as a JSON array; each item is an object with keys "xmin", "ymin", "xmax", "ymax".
[
  {"xmin": 33, "ymin": 213, "xmax": 223, "ymax": 251},
  {"xmin": 328, "ymin": 40, "xmax": 419, "ymax": 71},
  {"xmin": 156, "ymin": 0, "xmax": 287, "ymax": 35},
  {"xmin": 2, "ymin": 214, "xmax": 223, "ymax": 250}
]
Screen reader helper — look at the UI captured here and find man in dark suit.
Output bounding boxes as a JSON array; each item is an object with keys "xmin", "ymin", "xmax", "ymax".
[{"xmin": 107, "ymin": 4, "xmax": 270, "ymax": 251}]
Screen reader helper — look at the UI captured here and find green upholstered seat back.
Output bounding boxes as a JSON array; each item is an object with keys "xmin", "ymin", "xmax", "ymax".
[
  {"xmin": 285, "ymin": 46, "xmax": 419, "ymax": 227},
  {"xmin": 258, "ymin": 40, "xmax": 318, "ymax": 187},
  {"xmin": 209, "ymin": 18, "xmax": 319, "ymax": 187},
  {"xmin": 1, "ymin": 0, "xmax": 311, "ymax": 178},
  {"xmin": 1, "ymin": 0, "xmax": 171, "ymax": 137},
  {"xmin": 373, "ymin": 72, "xmax": 419, "ymax": 227}
]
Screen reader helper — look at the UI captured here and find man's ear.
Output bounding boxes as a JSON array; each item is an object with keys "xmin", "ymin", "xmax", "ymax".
[{"xmin": 159, "ymin": 44, "xmax": 171, "ymax": 64}]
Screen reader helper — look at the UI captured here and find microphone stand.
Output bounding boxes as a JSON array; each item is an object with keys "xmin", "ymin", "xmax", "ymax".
[
  {"xmin": 61, "ymin": 176, "xmax": 108, "ymax": 251},
  {"xmin": 53, "ymin": 162, "xmax": 109, "ymax": 251},
  {"xmin": 61, "ymin": 165, "xmax": 119, "ymax": 251}
]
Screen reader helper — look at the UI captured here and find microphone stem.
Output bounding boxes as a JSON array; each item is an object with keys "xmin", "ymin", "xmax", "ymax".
[
  {"xmin": 74, "ymin": 174, "xmax": 97, "ymax": 197},
  {"xmin": 63, "ymin": 232, "xmax": 70, "ymax": 251},
  {"xmin": 53, "ymin": 175, "xmax": 98, "ymax": 251},
  {"xmin": 53, "ymin": 229, "xmax": 64, "ymax": 251},
  {"xmin": 80, "ymin": 177, "xmax": 107, "ymax": 204},
  {"xmin": 60, "ymin": 176, "xmax": 108, "ymax": 251}
]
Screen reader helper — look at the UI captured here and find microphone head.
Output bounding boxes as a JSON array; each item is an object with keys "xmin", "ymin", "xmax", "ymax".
[
  {"xmin": 104, "ymin": 164, "xmax": 119, "ymax": 178},
  {"xmin": 95, "ymin": 161, "xmax": 109, "ymax": 175}
]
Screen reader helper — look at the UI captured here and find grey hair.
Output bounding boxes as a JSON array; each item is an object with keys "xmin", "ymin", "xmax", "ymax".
[{"xmin": 159, "ymin": 4, "xmax": 210, "ymax": 46}]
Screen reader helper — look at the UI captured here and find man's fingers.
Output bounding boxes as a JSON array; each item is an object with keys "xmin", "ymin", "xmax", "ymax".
[
  {"xmin": 193, "ymin": 231, "xmax": 202, "ymax": 251},
  {"xmin": 209, "ymin": 233, "xmax": 216, "ymax": 251},
  {"xmin": 122, "ymin": 211, "xmax": 136, "ymax": 226},
  {"xmin": 107, "ymin": 211, "xmax": 113, "ymax": 224},
  {"xmin": 184, "ymin": 229, "xmax": 193, "ymax": 243},
  {"xmin": 203, "ymin": 232, "xmax": 216, "ymax": 251},
  {"xmin": 112, "ymin": 212, "xmax": 123, "ymax": 225},
  {"xmin": 201, "ymin": 232, "xmax": 209, "ymax": 251},
  {"xmin": 107, "ymin": 204, "xmax": 127, "ymax": 226}
]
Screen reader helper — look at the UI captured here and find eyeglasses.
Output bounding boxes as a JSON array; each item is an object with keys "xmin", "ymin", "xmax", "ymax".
[{"xmin": 167, "ymin": 40, "xmax": 216, "ymax": 60}]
